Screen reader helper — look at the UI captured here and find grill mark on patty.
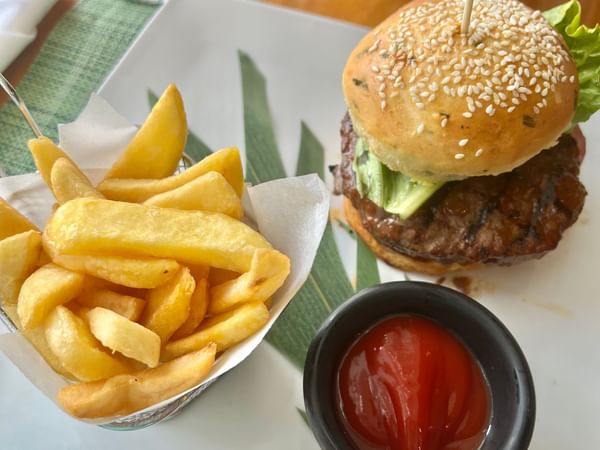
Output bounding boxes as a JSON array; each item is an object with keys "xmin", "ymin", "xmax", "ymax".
[
  {"xmin": 527, "ymin": 173, "xmax": 554, "ymax": 241},
  {"xmin": 465, "ymin": 197, "xmax": 498, "ymax": 246},
  {"xmin": 335, "ymin": 113, "xmax": 587, "ymax": 266}
]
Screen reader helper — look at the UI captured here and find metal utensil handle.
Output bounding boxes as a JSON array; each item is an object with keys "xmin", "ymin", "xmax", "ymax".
[{"xmin": 0, "ymin": 73, "xmax": 43, "ymax": 138}]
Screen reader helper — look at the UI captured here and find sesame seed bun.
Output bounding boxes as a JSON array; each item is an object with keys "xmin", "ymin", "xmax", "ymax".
[
  {"xmin": 342, "ymin": 0, "xmax": 578, "ymax": 183},
  {"xmin": 344, "ymin": 198, "xmax": 478, "ymax": 275}
]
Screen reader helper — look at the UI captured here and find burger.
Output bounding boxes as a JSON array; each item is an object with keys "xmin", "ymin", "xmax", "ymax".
[{"xmin": 332, "ymin": 0, "xmax": 599, "ymax": 274}]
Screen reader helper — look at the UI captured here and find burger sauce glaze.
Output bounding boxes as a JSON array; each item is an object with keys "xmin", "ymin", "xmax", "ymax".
[{"xmin": 336, "ymin": 316, "xmax": 490, "ymax": 450}]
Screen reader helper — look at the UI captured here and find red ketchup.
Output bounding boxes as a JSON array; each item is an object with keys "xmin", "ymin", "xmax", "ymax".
[{"xmin": 336, "ymin": 316, "xmax": 490, "ymax": 450}]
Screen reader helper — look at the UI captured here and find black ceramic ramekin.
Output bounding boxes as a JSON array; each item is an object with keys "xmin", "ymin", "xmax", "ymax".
[{"xmin": 303, "ymin": 281, "xmax": 535, "ymax": 450}]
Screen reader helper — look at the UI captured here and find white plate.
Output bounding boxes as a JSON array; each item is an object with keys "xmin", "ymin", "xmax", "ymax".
[{"xmin": 2, "ymin": 0, "xmax": 599, "ymax": 448}]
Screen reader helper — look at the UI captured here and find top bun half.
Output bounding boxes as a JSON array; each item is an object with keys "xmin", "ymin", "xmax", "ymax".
[{"xmin": 342, "ymin": 0, "xmax": 577, "ymax": 182}]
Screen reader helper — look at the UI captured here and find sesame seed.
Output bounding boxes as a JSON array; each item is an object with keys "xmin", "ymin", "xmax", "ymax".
[
  {"xmin": 416, "ymin": 123, "xmax": 425, "ymax": 134},
  {"xmin": 463, "ymin": 112, "xmax": 473, "ymax": 118},
  {"xmin": 455, "ymin": 153, "xmax": 465, "ymax": 160},
  {"xmin": 367, "ymin": 39, "xmax": 381, "ymax": 53},
  {"xmin": 380, "ymin": 100, "xmax": 387, "ymax": 110},
  {"xmin": 475, "ymin": 148, "xmax": 484, "ymax": 157},
  {"xmin": 508, "ymin": 106, "xmax": 516, "ymax": 113},
  {"xmin": 458, "ymin": 139, "xmax": 469, "ymax": 147},
  {"xmin": 486, "ymin": 105, "xmax": 496, "ymax": 116},
  {"xmin": 441, "ymin": 117, "xmax": 449, "ymax": 127},
  {"xmin": 368, "ymin": 0, "xmax": 569, "ymax": 116}
]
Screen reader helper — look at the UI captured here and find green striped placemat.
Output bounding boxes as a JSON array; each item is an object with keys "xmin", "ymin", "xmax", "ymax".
[{"xmin": 0, "ymin": 0, "xmax": 158, "ymax": 176}]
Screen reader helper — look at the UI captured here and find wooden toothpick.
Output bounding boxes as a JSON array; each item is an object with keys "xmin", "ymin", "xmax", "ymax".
[{"xmin": 461, "ymin": 0, "xmax": 475, "ymax": 35}]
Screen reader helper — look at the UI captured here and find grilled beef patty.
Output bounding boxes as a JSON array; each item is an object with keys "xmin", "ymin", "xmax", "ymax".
[{"xmin": 333, "ymin": 114, "xmax": 587, "ymax": 265}]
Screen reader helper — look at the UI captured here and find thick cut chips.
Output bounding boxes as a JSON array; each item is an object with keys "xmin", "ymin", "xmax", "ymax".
[
  {"xmin": 58, "ymin": 343, "xmax": 216, "ymax": 419},
  {"xmin": 17, "ymin": 263, "xmax": 85, "ymax": 330},
  {"xmin": 50, "ymin": 252, "xmax": 179, "ymax": 289},
  {"xmin": 45, "ymin": 306, "xmax": 130, "ymax": 382},
  {"xmin": 209, "ymin": 249, "xmax": 290, "ymax": 314},
  {"xmin": 98, "ymin": 147, "xmax": 243, "ymax": 202},
  {"xmin": 43, "ymin": 198, "xmax": 271, "ymax": 273},
  {"xmin": 0, "ymin": 230, "xmax": 42, "ymax": 305},
  {"xmin": 1, "ymin": 304, "xmax": 73, "ymax": 379},
  {"xmin": 27, "ymin": 136, "xmax": 83, "ymax": 189},
  {"xmin": 0, "ymin": 197, "xmax": 38, "ymax": 240},
  {"xmin": 142, "ymin": 267, "xmax": 195, "ymax": 344},
  {"xmin": 162, "ymin": 301, "xmax": 269, "ymax": 360},
  {"xmin": 103, "ymin": 84, "xmax": 187, "ymax": 180},
  {"xmin": 77, "ymin": 289, "xmax": 145, "ymax": 322},
  {"xmin": 171, "ymin": 276, "xmax": 209, "ymax": 340},
  {"xmin": 50, "ymin": 158, "xmax": 103, "ymax": 204},
  {"xmin": 144, "ymin": 172, "xmax": 243, "ymax": 219},
  {"xmin": 88, "ymin": 308, "xmax": 161, "ymax": 368}
]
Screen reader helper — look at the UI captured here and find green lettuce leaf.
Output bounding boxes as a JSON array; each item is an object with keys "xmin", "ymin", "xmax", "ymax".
[
  {"xmin": 543, "ymin": 0, "xmax": 600, "ymax": 125},
  {"xmin": 353, "ymin": 139, "xmax": 442, "ymax": 219}
]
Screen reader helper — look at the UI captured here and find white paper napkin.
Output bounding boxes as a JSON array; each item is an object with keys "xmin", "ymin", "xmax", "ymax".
[{"xmin": 0, "ymin": 0, "xmax": 57, "ymax": 72}]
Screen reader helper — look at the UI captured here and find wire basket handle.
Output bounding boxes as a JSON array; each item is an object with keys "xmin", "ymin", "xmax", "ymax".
[{"xmin": 0, "ymin": 72, "xmax": 43, "ymax": 138}]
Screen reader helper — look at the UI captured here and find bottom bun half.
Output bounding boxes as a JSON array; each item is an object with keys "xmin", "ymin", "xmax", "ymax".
[{"xmin": 344, "ymin": 198, "xmax": 479, "ymax": 276}]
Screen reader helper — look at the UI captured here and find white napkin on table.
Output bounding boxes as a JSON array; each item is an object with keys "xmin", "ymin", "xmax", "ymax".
[{"xmin": 0, "ymin": 0, "xmax": 57, "ymax": 72}]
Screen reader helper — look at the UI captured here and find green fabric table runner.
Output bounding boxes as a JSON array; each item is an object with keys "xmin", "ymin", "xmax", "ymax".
[{"xmin": 0, "ymin": 0, "xmax": 158, "ymax": 175}]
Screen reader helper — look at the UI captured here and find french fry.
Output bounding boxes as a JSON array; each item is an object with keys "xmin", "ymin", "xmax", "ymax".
[
  {"xmin": 27, "ymin": 136, "xmax": 83, "ymax": 189},
  {"xmin": 171, "ymin": 276, "xmax": 209, "ymax": 340},
  {"xmin": 98, "ymin": 147, "xmax": 243, "ymax": 202},
  {"xmin": 144, "ymin": 172, "xmax": 243, "ymax": 219},
  {"xmin": 88, "ymin": 307, "xmax": 161, "ymax": 368},
  {"xmin": 17, "ymin": 263, "xmax": 85, "ymax": 330},
  {"xmin": 162, "ymin": 301, "xmax": 269, "ymax": 360},
  {"xmin": 103, "ymin": 84, "xmax": 187, "ymax": 180},
  {"xmin": 45, "ymin": 306, "xmax": 131, "ymax": 382},
  {"xmin": 43, "ymin": 198, "xmax": 271, "ymax": 273},
  {"xmin": 24, "ymin": 325, "xmax": 75, "ymax": 379},
  {"xmin": 0, "ymin": 230, "xmax": 42, "ymax": 304},
  {"xmin": 50, "ymin": 251, "xmax": 179, "ymax": 289},
  {"xmin": 50, "ymin": 157, "xmax": 103, "ymax": 204},
  {"xmin": 0, "ymin": 197, "xmax": 38, "ymax": 240},
  {"xmin": 76, "ymin": 289, "xmax": 145, "ymax": 322},
  {"xmin": 57, "ymin": 343, "xmax": 216, "ymax": 419},
  {"xmin": 2, "ymin": 304, "xmax": 75, "ymax": 379},
  {"xmin": 209, "ymin": 249, "xmax": 290, "ymax": 314},
  {"xmin": 142, "ymin": 267, "xmax": 195, "ymax": 343}
]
